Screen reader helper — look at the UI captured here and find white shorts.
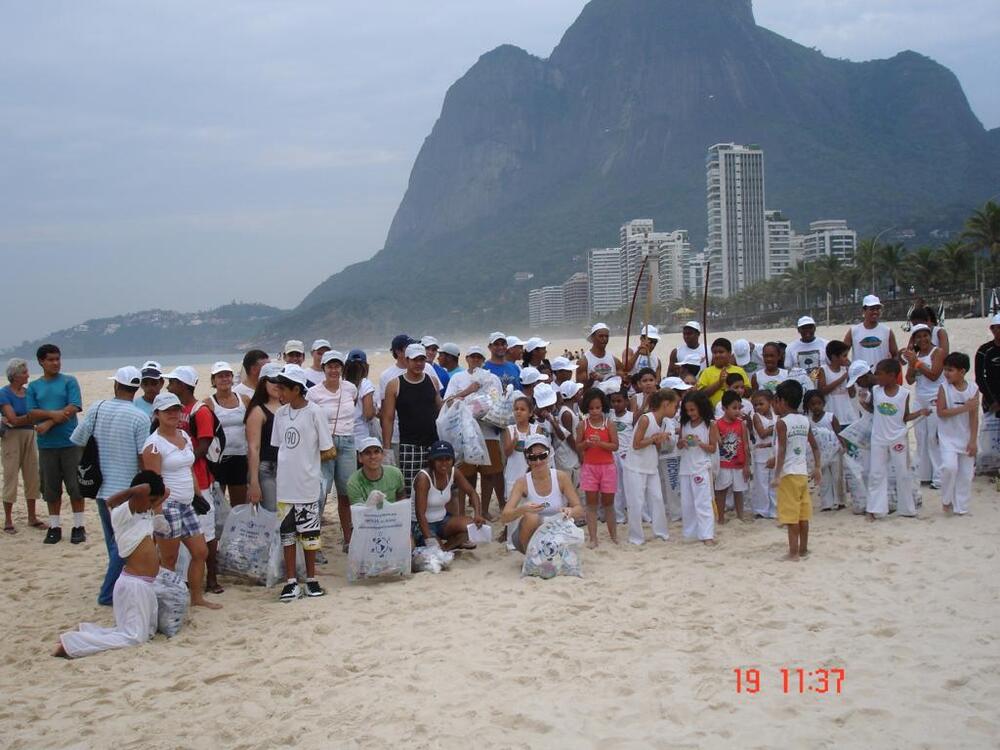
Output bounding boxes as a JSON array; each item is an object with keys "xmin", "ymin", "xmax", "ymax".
[{"xmin": 715, "ymin": 467, "xmax": 748, "ymax": 492}]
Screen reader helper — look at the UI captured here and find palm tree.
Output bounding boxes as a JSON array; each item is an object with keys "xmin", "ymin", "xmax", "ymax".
[
  {"xmin": 876, "ymin": 242, "xmax": 907, "ymax": 299},
  {"xmin": 903, "ymin": 247, "xmax": 939, "ymax": 293},
  {"xmin": 783, "ymin": 261, "xmax": 812, "ymax": 309},
  {"xmin": 962, "ymin": 201, "xmax": 1000, "ymax": 285},
  {"xmin": 937, "ymin": 239, "xmax": 974, "ymax": 289},
  {"xmin": 854, "ymin": 238, "xmax": 877, "ymax": 295},
  {"xmin": 814, "ymin": 254, "xmax": 843, "ymax": 303}
]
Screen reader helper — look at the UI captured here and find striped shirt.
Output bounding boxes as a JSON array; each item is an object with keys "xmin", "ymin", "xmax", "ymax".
[{"xmin": 70, "ymin": 398, "xmax": 151, "ymax": 499}]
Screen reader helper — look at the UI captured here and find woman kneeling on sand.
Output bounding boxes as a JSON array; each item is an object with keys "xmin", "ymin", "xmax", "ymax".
[
  {"xmin": 501, "ymin": 434, "xmax": 583, "ymax": 552},
  {"xmin": 412, "ymin": 440, "xmax": 485, "ymax": 549}
]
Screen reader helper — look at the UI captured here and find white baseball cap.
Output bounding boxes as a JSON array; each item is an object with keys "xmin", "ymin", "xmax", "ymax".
[
  {"xmin": 439, "ymin": 342, "xmax": 461, "ymax": 357},
  {"xmin": 533, "ymin": 382, "xmax": 558, "ymax": 408},
  {"xmin": 682, "ymin": 321, "xmax": 702, "ymax": 333},
  {"xmin": 151, "ymin": 392, "xmax": 182, "ymax": 412},
  {"xmin": 260, "ymin": 362, "xmax": 283, "ymax": 380},
  {"xmin": 863, "ymin": 294, "xmax": 882, "ymax": 308},
  {"xmin": 525, "ymin": 337, "xmax": 549, "ymax": 352},
  {"xmin": 405, "ymin": 343, "xmax": 427, "ymax": 359},
  {"xmin": 597, "ymin": 376, "xmax": 622, "ymax": 395},
  {"xmin": 523, "ymin": 433, "xmax": 551, "ymax": 451},
  {"xmin": 550, "ymin": 356, "xmax": 575, "ymax": 372},
  {"xmin": 559, "ymin": 381, "xmax": 583, "ymax": 399},
  {"xmin": 108, "ymin": 366, "xmax": 141, "ymax": 387},
  {"xmin": 311, "ymin": 339, "xmax": 332, "ymax": 352},
  {"xmin": 277, "ymin": 364, "xmax": 308, "ymax": 387},
  {"xmin": 488, "ymin": 331, "xmax": 507, "ymax": 345},
  {"xmin": 733, "ymin": 339, "xmax": 751, "ymax": 366},
  {"xmin": 356, "ymin": 436, "xmax": 383, "ymax": 453},
  {"xmin": 321, "ymin": 350, "xmax": 345, "ymax": 365},
  {"xmin": 797, "ymin": 316, "xmax": 816, "ymax": 328},
  {"xmin": 660, "ymin": 376, "xmax": 692, "ymax": 391},
  {"xmin": 506, "ymin": 335, "xmax": 523, "ymax": 348},
  {"xmin": 519, "ymin": 367, "xmax": 549, "ymax": 385},
  {"xmin": 420, "ymin": 335, "xmax": 439, "ymax": 349},
  {"xmin": 846, "ymin": 360, "xmax": 871, "ymax": 388},
  {"xmin": 588, "ymin": 322, "xmax": 610, "ymax": 340},
  {"xmin": 909, "ymin": 324, "xmax": 931, "ymax": 336},
  {"xmin": 141, "ymin": 360, "xmax": 162, "ymax": 371},
  {"xmin": 467, "ymin": 345, "xmax": 486, "ymax": 358},
  {"xmin": 284, "ymin": 340, "xmax": 305, "ymax": 355},
  {"xmin": 210, "ymin": 361, "xmax": 234, "ymax": 376},
  {"xmin": 641, "ymin": 324, "xmax": 660, "ymax": 340},
  {"xmin": 164, "ymin": 366, "xmax": 198, "ymax": 387}
]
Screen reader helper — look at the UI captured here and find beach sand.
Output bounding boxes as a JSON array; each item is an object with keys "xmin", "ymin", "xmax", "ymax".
[{"xmin": 1, "ymin": 318, "xmax": 998, "ymax": 748}]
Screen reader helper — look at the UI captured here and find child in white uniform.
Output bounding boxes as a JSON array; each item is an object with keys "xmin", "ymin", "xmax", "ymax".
[
  {"xmin": 903, "ymin": 324, "xmax": 945, "ymax": 488},
  {"xmin": 804, "ymin": 390, "xmax": 843, "ymax": 511},
  {"xmin": 609, "ymin": 391, "xmax": 634, "ymax": 525},
  {"xmin": 818, "ymin": 340, "xmax": 859, "ymax": 427},
  {"xmin": 623, "ymin": 389, "xmax": 678, "ymax": 544},
  {"xmin": 677, "ymin": 391, "xmax": 719, "ymax": 545},
  {"xmin": 750, "ymin": 390, "xmax": 777, "ymax": 518},
  {"xmin": 936, "ymin": 352, "xmax": 979, "ymax": 515},
  {"xmin": 502, "ymin": 395, "xmax": 542, "ymax": 499},
  {"xmin": 864, "ymin": 359, "xmax": 924, "ymax": 519}
]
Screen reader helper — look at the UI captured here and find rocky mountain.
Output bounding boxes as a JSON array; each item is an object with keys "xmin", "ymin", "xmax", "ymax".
[
  {"xmin": 3, "ymin": 303, "xmax": 285, "ymax": 359},
  {"xmin": 276, "ymin": 0, "xmax": 1000, "ymax": 340}
]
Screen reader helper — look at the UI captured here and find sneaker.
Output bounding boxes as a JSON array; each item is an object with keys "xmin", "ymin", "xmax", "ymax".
[
  {"xmin": 304, "ymin": 580, "xmax": 325, "ymax": 598},
  {"xmin": 43, "ymin": 527, "xmax": 62, "ymax": 544},
  {"xmin": 70, "ymin": 526, "xmax": 86, "ymax": 544},
  {"xmin": 279, "ymin": 582, "xmax": 301, "ymax": 602}
]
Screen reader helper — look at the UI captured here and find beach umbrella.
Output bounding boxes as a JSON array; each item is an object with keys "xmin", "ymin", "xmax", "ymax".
[{"xmin": 673, "ymin": 306, "xmax": 695, "ymax": 315}]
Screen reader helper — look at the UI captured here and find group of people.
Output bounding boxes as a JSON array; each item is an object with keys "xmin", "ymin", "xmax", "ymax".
[{"xmin": 0, "ymin": 294, "xmax": 991, "ymax": 659}]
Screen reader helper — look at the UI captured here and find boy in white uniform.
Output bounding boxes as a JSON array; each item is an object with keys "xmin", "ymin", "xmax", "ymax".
[{"xmin": 936, "ymin": 353, "xmax": 979, "ymax": 515}]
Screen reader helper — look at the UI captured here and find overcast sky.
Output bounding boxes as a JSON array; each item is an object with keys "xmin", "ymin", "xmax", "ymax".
[{"xmin": 2, "ymin": 0, "xmax": 997, "ymax": 349}]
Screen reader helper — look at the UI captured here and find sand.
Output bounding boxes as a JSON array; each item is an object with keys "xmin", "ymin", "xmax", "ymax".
[{"xmin": 1, "ymin": 318, "xmax": 999, "ymax": 749}]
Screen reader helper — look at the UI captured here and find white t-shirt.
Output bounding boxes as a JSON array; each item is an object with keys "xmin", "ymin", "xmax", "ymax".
[
  {"xmin": 233, "ymin": 382, "xmax": 256, "ymax": 401},
  {"xmin": 937, "ymin": 382, "xmax": 978, "ymax": 453},
  {"xmin": 870, "ymin": 385, "xmax": 909, "ymax": 445},
  {"xmin": 352, "ymin": 377, "xmax": 379, "ymax": 444},
  {"xmin": 784, "ymin": 337, "xmax": 829, "ymax": 374},
  {"xmin": 142, "ymin": 431, "xmax": 195, "ymax": 504},
  {"xmin": 304, "ymin": 367, "xmax": 325, "ymax": 387},
  {"xmin": 306, "ymin": 380, "xmax": 358, "ymax": 437},
  {"xmin": 270, "ymin": 401, "xmax": 333, "ymax": 503},
  {"xmin": 780, "ymin": 414, "xmax": 810, "ymax": 477},
  {"xmin": 673, "ymin": 343, "xmax": 706, "ymax": 372}
]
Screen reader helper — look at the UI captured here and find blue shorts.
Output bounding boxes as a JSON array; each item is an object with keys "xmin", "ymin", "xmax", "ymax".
[{"xmin": 413, "ymin": 514, "xmax": 451, "ymax": 546}]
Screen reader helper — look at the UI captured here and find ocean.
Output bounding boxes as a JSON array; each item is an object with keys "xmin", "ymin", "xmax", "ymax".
[{"xmin": 50, "ymin": 352, "xmax": 245, "ymax": 376}]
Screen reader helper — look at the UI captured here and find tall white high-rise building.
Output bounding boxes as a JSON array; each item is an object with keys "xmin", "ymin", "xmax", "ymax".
[
  {"xmin": 620, "ymin": 219, "xmax": 659, "ymax": 309},
  {"xmin": 562, "ymin": 272, "xmax": 589, "ymax": 324},
  {"xmin": 803, "ymin": 220, "xmax": 858, "ymax": 265},
  {"xmin": 588, "ymin": 247, "xmax": 626, "ymax": 316},
  {"xmin": 657, "ymin": 230, "xmax": 690, "ymax": 304},
  {"xmin": 528, "ymin": 286, "xmax": 565, "ymax": 329},
  {"xmin": 765, "ymin": 209, "xmax": 794, "ymax": 279},
  {"xmin": 684, "ymin": 249, "xmax": 710, "ymax": 298},
  {"xmin": 706, "ymin": 143, "xmax": 767, "ymax": 297}
]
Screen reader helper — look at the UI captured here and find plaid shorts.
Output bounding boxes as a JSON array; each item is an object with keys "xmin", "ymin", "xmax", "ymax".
[
  {"xmin": 155, "ymin": 499, "xmax": 202, "ymax": 540},
  {"xmin": 398, "ymin": 443, "xmax": 429, "ymax": 497}
]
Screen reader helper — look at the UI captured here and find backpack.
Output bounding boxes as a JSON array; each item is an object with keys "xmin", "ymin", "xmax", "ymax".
[
  {"xmin": 188, "ymin": 400, "xmax": 226, "ymax": 466},
  {"xmin": 77, "ymin": 401, "xmax": 105, "ymax": 499}
]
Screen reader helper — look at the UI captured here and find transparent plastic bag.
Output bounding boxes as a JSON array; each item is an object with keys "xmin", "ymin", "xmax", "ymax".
[
  {"xmin": 217, "ymin": 505, "xmax": 279, "ymax": 585},
  {"xmin": 412, "ymin": 541, "xmax": 455, "ymax": 574},
  {"xmin": 482, "ymin": 384, "xmax": 516, "ymax": 429},
  {"xmin": 808, "ymin": 426, "xmax": 842, "ymax": 471},
  {"xmin": 347, "ymin": 496, "xmax": 412, "ymax": 582},
  {"xmin": 521, "ymin": 516, "xmax": 584, "ymax": 579},
  {"xmin": 459, "ymin": 404, "xmax": 489, "ymax": 465},
  {"xmin": 977, "ymin": 411, "xmax": 1000, "ymax": 474},
  {"xmin": 435, "ymin": 401, "xmax": 466, "ymax": 461},
  {"xmin": 153, "ymin": 567, "xmax": 189, "ymax": 638}
]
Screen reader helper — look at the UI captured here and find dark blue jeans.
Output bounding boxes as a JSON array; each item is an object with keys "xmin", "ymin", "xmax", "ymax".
[{"xmin": 96, "ymin": 498, "xmax": 125, "ymax": 605}]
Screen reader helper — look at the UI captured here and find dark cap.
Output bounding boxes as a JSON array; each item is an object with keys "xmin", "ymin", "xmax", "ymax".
[
  {"xmin": 346, "ymin": 349, "xmax": 367, "ymax": 364},
  {"xmin": 427, "ymin": 440, "xmax": 455, "ymax": 460},
  {"xmin": 391, "ymin": 334, "xmax": 415, "ymax": 354},
  {"xmin": 140, "ymin": 367, "xmax": 163, "ymax": 381}
]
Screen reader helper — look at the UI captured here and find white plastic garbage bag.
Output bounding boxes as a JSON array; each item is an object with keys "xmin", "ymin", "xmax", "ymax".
[
  {"xmin": 839, "ymin": 412, "xmax": 873, "ymax": 455},
  {"xmin": 977, "ymin": 410, "xmax": 1000, "ymax": 474},
  {"xmin": 435, "ymin": 401, "xmax": 466, "ymax": 460},
  {"xmin": 347, "ymin": 494, "xmax": 412, "ymax": 582},
  {"xmin": 459, "ymin": 404, "xmax": 489, "ymax": 466},
  {"xmin": 209, "ymin": 482, "xmax": 230, "ymax": 541},
  {"xmin": 482, "ymin": 384, "xmax": 516, "ymax": 429},
  {"xmin": 153, "ymin": 567, "xmax": 189, "ymax": 638},
  {"xmin": 808, "ymin": 426, "xmax": 842, "ymax": 471},
  {"xmin": 412, "ymin": 541, "xmax": 455, "ymax": 574},
  {"xmin": 217, "ymin": 505, "xmax": 279, "ymax": 585},
  {"xmin": 265, "ymin": 531, "xmax": 306, "ymax": 588},
  {"xmin": 521, "ymin": 516, "xmax": 584, "ymax": 579}
]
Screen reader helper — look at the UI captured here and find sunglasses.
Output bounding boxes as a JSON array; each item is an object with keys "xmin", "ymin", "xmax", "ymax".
[{"xmin": 526, "ymin": 451, "xmax": 549, "ymax": 462}]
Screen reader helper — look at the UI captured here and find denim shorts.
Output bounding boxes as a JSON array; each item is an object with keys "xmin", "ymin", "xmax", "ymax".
[{"xmin": 320, "ymin": 435, "xmax": 356, "ymax": 499}]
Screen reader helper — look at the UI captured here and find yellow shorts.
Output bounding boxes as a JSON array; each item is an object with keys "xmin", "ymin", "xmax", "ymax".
[{"xmin": 776, "ymin": 475, "xmax": 811, "ymax": 525}]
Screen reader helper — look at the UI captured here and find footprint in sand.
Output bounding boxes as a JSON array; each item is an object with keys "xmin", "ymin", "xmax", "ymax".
[{"xmin": 944, "ymin": 676, "xmax": 970, "ymax": 689}]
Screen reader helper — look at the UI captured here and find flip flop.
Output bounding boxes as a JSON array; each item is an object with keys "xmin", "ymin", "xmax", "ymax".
[
  {"xmin": 457, "ymin": 541, "xmax": 477, "ymax": 550},
  {"xmin": 29, "ymin": 520, "xmax": 47, "ymax": 529},
  {"xmin": 3, "ymin": 525, "xmax": 15, "ymax": 535},
  {"xmin": 207, "ymin": 583, "xmax": 225, "ymax": 594}
]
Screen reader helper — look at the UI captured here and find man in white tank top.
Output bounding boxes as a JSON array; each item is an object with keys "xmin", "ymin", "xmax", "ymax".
[
  {"xmin": 576, "ymin": 323, "xmax": 622, "ymax": 388},
  {"xmin": 844, "ymin": 295, "xmax": 898, "ymax": 368},
  {"xmin": 669, "ymin": 321, "xmax": 707, "ymax": 375}
]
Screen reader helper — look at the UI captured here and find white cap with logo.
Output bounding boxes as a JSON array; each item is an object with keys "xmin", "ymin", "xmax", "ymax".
[
  {"xmin": 588, "ymin": 323, "xmax": 610, "ymax": 340},
  {"xmin": 152, "ymin": 392, "xmax": 182, "ymax": 411},
  {"xmin": 733, "ymin": 339, "xmax": 751, "ymax": 366},
  {"xmin": 488, "ymin": 331, "xmax": 507, "ymax": 345},
  {"xmin": 533, "ymin": 382, "xmax": 558, "ymax": 408},
  {"xmin": 683, "ymin": 320, "xmax": 701, "ymax": 333},
  {"xmin": 439, "ymin": 342, "xmax": 461, "ymax": 357},
  {"xmin": 550, "ymin": 356, "xmax": 575, "ymax": 372},
  {"xmin": 519, "ymin": 367, "xmax": 549, "ymax": 385}
]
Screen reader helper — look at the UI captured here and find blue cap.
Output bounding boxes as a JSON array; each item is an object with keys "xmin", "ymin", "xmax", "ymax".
[
  {"xmin": 391, "ymin": 334, "xmax": 415, "ymax": 354},
  {"xmin": 346, "ymin": 349, "xmax": 367, "ymax": 364},
  {"xmin": 427, "ymin": 440, "xmax": 455, "ymax": 460}
]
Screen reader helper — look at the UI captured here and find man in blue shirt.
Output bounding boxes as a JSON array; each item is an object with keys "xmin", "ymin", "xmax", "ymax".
[
  {"xmin": 479, "ymin": 332, "xmax": 522, "ymax": 516},
  {"xmin": 484, "ymin": 332, "xmax": 522, "ymax": 391},
  {"xmin": 421, "ymin": 336, "xmax": 451, "ymax": 396},
  {"xmin": 26, "ymin": 344, "xmax": 84, "ymax": 544},
  {"xmin": 71, "ymin": 366, "xmax": 151, "ymax": 604}
]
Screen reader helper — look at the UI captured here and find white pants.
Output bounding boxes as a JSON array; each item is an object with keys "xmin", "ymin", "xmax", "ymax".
[
  {"xmin": 818, "ymin": 461, "xmax": 843, "ymax": 510},
  {"xmin": 751, "ymin": 459, "xmax": 775, "ymax": 518},
  {"xmin": 623, "ymin": 469, "xmax": 669, "ymax": 545},
  {"xmin": 867, "ymin": 441, "xmax": 914, "ymax": 516},
  {"xmin": 658, "ymin": 457, "xmax": 682, "ymax": 522},
  {"xmin": 939, "ymin": 449, "xmax": 974, "ymax": 514},
  {"xmin": 60, "ymin": 574, "xmax": 157, "ymax": 658},
  {"xmin": 679, "ymin": 471, "xmax": 715, "ymax": 540},
  {"xmin": 613, "ymin": 453, "xmax": 628, "ymax": 524},
  {"xmin": 913, "ymin": 412, "xmax": 941, "ymax": 486}
]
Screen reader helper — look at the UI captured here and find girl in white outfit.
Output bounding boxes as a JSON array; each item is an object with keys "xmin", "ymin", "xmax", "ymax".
[
  {"xmin": 804, "ymin": 390, "xmax": 843, "ymax": 511},
  {"xmin": 609, "ymin": 391, "xmax": 634, "ymax": 525},
  {"xmin": 935, "ymin": 353, "xmax": 979, "ymax": 515},
  {"xmin": 677, "ymin": 391, "xmax": 719, "ymax": 544},
  {"xmin": 502, "ymin": 395, "xmax": 542, "ymax": 499},
  {"xmin": 622, "ymin": 389, "xmax": 678, "ymax": 545},
  {"xmin": 750, "ymin": 390, "xmax": 777, "ymax": 518},
  {"xmin": 903, "ymin": 324, "xmax": 945, "ymax": 488}
]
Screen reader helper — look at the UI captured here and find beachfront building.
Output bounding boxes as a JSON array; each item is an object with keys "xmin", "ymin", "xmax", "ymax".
[
  {"xmin": 620, "ymin": 220, "xmax": 660, "ymax": 309},
  {"xmin": 657, "ymin": 230, "xmax": 689, "ymax": 304},
  {"xmin": 802, "ymin": 220, "xmax": 858, "ymax": 265},
  {"xmin": 588, "ymin": 247, "xmax": 626, "ymax": 316},
  {"xmin": 706, "ymin": 143, "xmax": 767, "ymax": 298},
  {"xmin": 684, "ymin": 249, "xmax": 710, "ymax": 297},
  {"xmin": 562, "ymin": 272, "xmax": 589, "ymax": 324},
  {"xmin": 528, "ymin": 285, "xmax": 566, "ymax": 329},
  {"xmin": 765, "ymin": 210, "xmax": 796, "ymax": 279}
]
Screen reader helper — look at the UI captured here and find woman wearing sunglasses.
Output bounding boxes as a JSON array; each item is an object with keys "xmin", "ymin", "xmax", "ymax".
[{"xmin": 500, "ymin": 434, "xmax": 583, "ymax": 553}]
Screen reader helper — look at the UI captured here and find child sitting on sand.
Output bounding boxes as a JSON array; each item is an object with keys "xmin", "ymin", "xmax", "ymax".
[
  {"xmin": 771, "ymin": 381, "xmax": 821, "ymax": 561},
  {"xmin": 56, "ymin": 471, "xmax": 167, "ymax": 658}
]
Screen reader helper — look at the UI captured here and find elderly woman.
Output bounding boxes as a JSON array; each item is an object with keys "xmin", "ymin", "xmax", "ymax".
[
  {"xmin": 500, "ymin": 434, "xmax": 583, "ymax": 553},
  {"xmin": 0, "ymin": 359, "xmax": 43, "ymax": 533}
]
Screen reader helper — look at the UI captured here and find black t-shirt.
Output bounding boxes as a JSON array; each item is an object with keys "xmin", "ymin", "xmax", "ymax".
[{"xmin": 975, "ymin": 341, "xmax": 1000, "ymax": 411}]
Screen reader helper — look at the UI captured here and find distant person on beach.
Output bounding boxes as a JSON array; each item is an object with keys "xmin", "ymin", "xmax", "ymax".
[
  {"xmin": 623, "ymin": 324, "xmax": 663, "ymax": 381},
  {"xmin": 70, "ymin": 366, "xmax": 150, "ymax": 606},
  {"xmin": 234, "ymin": 349, "xmax": 270, "ymax": 401},
  {"xmin": 577, "ymin": 323, "xmax": 622, "ymax": 387},
  {"xmin": 668, "ymin": 321, "xmax": 706, "ymax": 375},
  {"xmin": 26, "ymin": 344, "xmax": 84, "ymax": 545},
  {"xmin": 676, "ymin": 391, "xmax": 718, "ymax": 545},
  {"xmin": 343, "ymin": 349, "xmax": 379, "ymax": 453},
  {"xmin": 411, "ymin": 440, "xmax": 484, "ymax": 549},
  {"xmin": 55, "ymin": 472, "xmax": 167, "ymax": 659},
  {"xmin": 500, "ymin": 434, "xmax": 583, "ymax": 553},
  {"xmin": 844, "ymin": 295, "xmax": 898, "ymax": 367},
  {"xmin": 784, "ymin": 316, "xmax": 828, "ymax": 376},
  {"xmin": 133, "ymin": 361, "xmax": 164, "ymax": 419},
  {"xmin": 1, "ymin": 358, "xmax": 43, "ymax": 532}
]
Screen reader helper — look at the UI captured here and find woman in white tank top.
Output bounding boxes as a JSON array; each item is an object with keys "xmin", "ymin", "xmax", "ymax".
[
  {"xmin": 411, "ymin": 441, "xmax": 485, "ymax": 549},
  {"xmin": 500, "ymin": 434, "xmax": 584, "ymax": 553},
  {"xmin": 205, "ymin": 361, "xmax": 250, "ymax": 504},
  {"xmin": 903, "ymin": 325, "xmax": 945, "ymax": 486}
]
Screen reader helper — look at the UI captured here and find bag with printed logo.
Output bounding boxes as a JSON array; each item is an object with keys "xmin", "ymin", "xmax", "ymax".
[{"xmin": 347, "ymin": 495, "xmax": 412, "ymax": 582}]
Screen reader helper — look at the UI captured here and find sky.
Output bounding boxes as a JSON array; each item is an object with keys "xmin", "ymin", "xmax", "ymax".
[{"xmin": 1, "ymin": 0, "xmax": 997, "ymax": 349}]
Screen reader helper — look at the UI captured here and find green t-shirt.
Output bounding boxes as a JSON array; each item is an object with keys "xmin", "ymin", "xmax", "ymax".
[{"xmin": 346, "ymin": 465, "xmax": 406, "ymax": 505}]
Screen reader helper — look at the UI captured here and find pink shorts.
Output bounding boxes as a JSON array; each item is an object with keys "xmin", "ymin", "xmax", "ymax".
[{"xmin": 580, "ymin": 462, "xmax": 618, "ymax": 494}]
